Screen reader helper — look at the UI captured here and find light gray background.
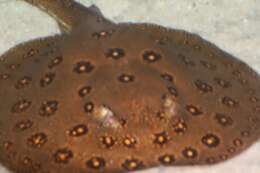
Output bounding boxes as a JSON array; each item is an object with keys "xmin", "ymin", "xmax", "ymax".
[{"xmin": 0, "ymin": 0, "xmax": 259, "ymax": 173}]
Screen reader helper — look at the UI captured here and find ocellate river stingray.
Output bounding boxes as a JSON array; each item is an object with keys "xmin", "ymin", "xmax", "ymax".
[{"xmin": 0, "ymin": 0, "xmax": 260, "ymax": 173}]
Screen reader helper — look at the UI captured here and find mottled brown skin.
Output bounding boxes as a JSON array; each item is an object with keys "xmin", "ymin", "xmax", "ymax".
[{"xmin": 0, "ymin": 0, "xmax": 260, "ymax": 173}]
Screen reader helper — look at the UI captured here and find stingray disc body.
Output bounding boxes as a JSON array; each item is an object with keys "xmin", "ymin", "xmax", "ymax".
[{"xmin": 0, "ymin": 1, "xmax": 259, "ymax": 173}]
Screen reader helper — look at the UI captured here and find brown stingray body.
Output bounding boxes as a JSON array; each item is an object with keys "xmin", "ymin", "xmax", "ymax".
[{"xmin": 0, "ymin": 0, "xmax": 260, "ymax": 173}]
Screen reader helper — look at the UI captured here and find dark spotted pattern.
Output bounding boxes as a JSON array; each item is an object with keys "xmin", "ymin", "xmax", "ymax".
[
  {"xmin": 54, "ymin": 148, "xmax": 73, "ymax": 164},
  {"xmin": 92, "ymin": 30, "xmax": 114, "ymax": 39},
  {"xmin": 105, "ymin": 48, "xmax": 125, "ymax": 60},
  {"xmin": 0, "ymin": 1, "xmax": 259, "ymax": 173},
  {"xmin": 158, "ymin": 154, "xmax": 175, "ymax": 165},
  {"xmin": 14, "ymin": 120, "xmax": 33, "ymax": 131},
  {"xmin": 142, "ymin": 50, "xmax": 161, "ymax": 63},
  {"xmin": 161, "ymin": 73, "xmax": 174, "ymax": 82},
  {"xmin": 122, "ymin": 158, "xmax": 144, "ymax": 171},
  {"xmin": 48, "ymin": 56, "xmax": 63, "ymax": 69},
  {"xmin": 67, "ymin": 124, "xmax": 88, "ymax": 137},
  {"xmin": 153, "ymin": 131, "xmax": 169, "ymax": 146},
  {"xmin": 214, "ymin": 77, "xmax": 231, "ymax": 88},
  {"xmin": 39, "ymin": 100, "xmax": 58, "ymax": 116},
  {"xmin": 233, "ymin": 138, "xmax": 243, "ymax": 147},
  {"xmin": 200, "ymin": 60, "xmax": 216, "ymax": 70},
  {"xmin": 221, "ymin": 96, "xmax": 238, "ymax": 107},
  {"xmin": 167, "ymin": 86, "xmax": 178, "ymax": 97},
  {"xmin": 194, "ymin": 79, "xmax": 213, "ymax": 93},
  {"xmin": 201, "ymin": 133, "xmax": 220, "ymax": 148},
  {"xmin": 78, "ymin": 86, "xmax": 91, "ymax": 97},
  {"xmin": 0, "ymin": 73, "xmax": 10, "ymax": 80},
  {"xmin": 15, "ymin": 76, "xmax": 32, "ymax": 89},
  {"xmin": 178, "ymin": 54, "xmax": 195, "ymax": 66},
  {"xmin": 84, "ymin": 101, "xmax": 94, "ymax": 113},
  {"xmin": 11, "ymin": 99, "xmax": 32, "ymax": 113},
  {"xmin": 172, "ymin": 119, "xmax": 187, "ymax": 134},
  {"xmin": 182, "ymin": 147, "xmax": 198, "ymax": 159},
  {"xmin": 40, "ymin": 72, "xmax": 55, "ymax": 87},
  {"xmin": 118, "ymin": 74, "xmax": 135, "ymax": 83},
  {"xmin": 215, "ymin": 113, "xmax": 233, "ymax": 127},
  {"xmin": 100, "ymin": 136, "xmax": 116, "ymax": 149},
  {"xmin": 186, "ymin": 105, "xmax": 203, "ymax": 116},
  {"xmin": 73, "ymin": 61, "xmax": 94, "ymax": 74},
  {"xmin": 123, "ymin": 136, "xmax": 137, "ymax": 148},
  {"xmin": 27, "ymin": 132, "xmax": 47, "ymax": 148},
  {"xmin": 86, "ymin": 157, "xmax": 106, "ymax": 170}
]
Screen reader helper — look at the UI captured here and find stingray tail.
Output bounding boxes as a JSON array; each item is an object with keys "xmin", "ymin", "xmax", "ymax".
[{"xmin": 20, "ymin": 0, "xmax": 104, "ymax": 33}]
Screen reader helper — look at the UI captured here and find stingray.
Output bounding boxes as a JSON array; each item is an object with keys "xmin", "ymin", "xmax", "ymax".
[{"xmin": 0, "ymin": 0, "xmax": 259, "ymax": 173}]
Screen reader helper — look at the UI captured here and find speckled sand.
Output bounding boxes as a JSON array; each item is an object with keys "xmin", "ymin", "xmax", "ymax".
[{"xmin": 0, "ymin": 0, "xmax": 259, "ymax": 173}]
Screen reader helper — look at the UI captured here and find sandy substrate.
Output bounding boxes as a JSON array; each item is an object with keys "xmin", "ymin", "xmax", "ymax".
[{"xmin": 0, "ymin": 0, "xmax": 259, "ymax": 173}]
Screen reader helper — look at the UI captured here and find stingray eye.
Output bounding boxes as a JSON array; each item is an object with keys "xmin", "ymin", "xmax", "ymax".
[
  {"xmin": 142, "ymin": 50, "xmax": 161, "ymax": 63},
  {"xmin": 54, "ymin": 148, "xmax": 73, "ymax": 164},
  {"xmin": 73, "ymin": 61, "xmax": 94, "ymax": 74},
  {"xmin": 201, "ymin": 133, "xmax": 220, "ymax": 148},
  {"xmin": 122, "ymin": 158, "xmax": 144, "ymax": 171},
  {"xmin": 182, "ymin": 147, "xmax": 198, "ymax": 159},
  {"xmin": 86, "ymin": 157, "xmax": 106, "ymax": 170},
  {"xmin": 158, "ymin": 154, "xmax": 175, "ymax": 165},
  {"xmin": 105, "ymin": 48, "xmax": 125, "ymax": 60}
]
